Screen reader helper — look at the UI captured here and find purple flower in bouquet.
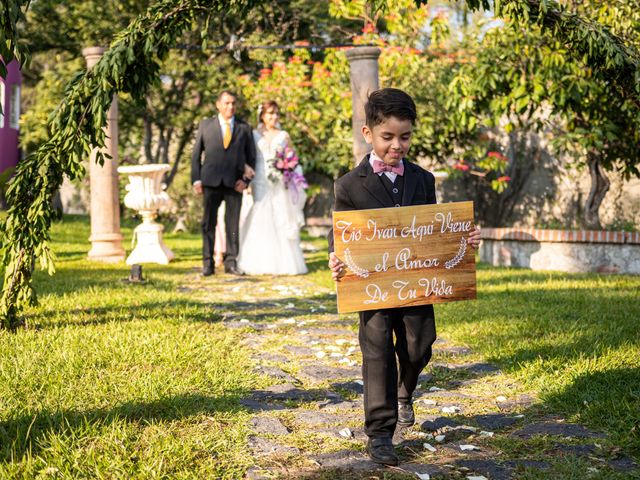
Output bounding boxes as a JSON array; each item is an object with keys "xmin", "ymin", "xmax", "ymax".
[{"xmin": 272, "ymin": 144, "xmax": 308, "ymax": 199}]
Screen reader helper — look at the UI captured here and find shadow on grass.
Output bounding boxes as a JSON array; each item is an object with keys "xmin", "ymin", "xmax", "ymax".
[
  {"xmin": 0, "ymin": 392, "xmax": 245, "ymax": 462},
  {"xmin": 25, "ymin": 298, "xmax": 224, "ymax": 329}
]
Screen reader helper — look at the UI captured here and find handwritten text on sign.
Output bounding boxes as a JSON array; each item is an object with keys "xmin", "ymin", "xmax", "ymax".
[{"xmin": 332, "ymin": 201, "xmax": 476, "ymax": 313}]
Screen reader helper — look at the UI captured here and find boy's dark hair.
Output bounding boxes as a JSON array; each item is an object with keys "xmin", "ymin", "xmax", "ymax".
[{"xmin": 365, "ymin": 88, "xmax": 416, "ymax": 127}]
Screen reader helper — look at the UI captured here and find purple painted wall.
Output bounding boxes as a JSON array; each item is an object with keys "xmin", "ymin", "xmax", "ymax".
[{"xmin": 0, "ymin": 60, "xmax": 22, "ymax": 174}]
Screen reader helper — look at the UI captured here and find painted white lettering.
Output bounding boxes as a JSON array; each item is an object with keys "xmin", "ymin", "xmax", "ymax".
[
  {"xmin": 419, "ymin": 277, "xmax": 454, "ymax": 297},
  {"xmin": 363, "ymin": 283, "xmax": 389, "ymax": 304},
  {"xmin": 336, "ymin": 220, "xmax": 361, "ymax": 243},
  {"xmin": 392, "ymin": 280, "xmax": 417, "ymax": 300},
  {"xmin": 435, "ymin": 212, "xmax": 471, "ymax": 234},
  {"xmin": 395, "ymin": 248, "xmax": 440, "ymax": 271},
  {"xmin": 374, "ymin": 252, "xmax": 390, "ymax": 272}
]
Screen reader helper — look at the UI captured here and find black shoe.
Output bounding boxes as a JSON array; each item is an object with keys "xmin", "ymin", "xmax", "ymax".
[
  {"xmin": 202, "ymin": 266, "xmax": 214, "ymax": 277},
  {"xmin": 397, "ymin": 401, "xmax": 415, "ymax": 428},
  {"xmin": 366, "ymin": 437, "xmax": 398, "ymax": 466},
  {"xmin": 224, "ymin": 265, "xmax": 245, "ymax": 276}
]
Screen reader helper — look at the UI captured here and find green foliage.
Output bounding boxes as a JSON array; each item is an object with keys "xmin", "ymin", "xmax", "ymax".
[{"xmin": 0, "ymin": 0, "xmax": 30, "ymax": 105}]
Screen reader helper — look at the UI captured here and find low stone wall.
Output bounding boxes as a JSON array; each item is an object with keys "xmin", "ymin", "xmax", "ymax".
[{"xmin": 480, "ymin": 228, "xmax": 640, "ymax": 274}]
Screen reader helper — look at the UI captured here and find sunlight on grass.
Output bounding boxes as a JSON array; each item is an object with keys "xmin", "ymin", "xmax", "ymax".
[{"xmin": 0, "ymin": 215, "xmax": 638, "ymax": 478}]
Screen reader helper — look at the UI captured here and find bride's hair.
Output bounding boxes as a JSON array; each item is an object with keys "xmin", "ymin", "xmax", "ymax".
[{"xmin": 258, "ymin": 100, "xmax": 279, "ymax": 123}]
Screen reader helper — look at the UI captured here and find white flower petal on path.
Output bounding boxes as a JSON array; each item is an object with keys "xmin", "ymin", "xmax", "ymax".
[
  {"xmin": 441, "ymin": 406, "xmax": 460, "ymax": 414},
  {"xmin": 232, "ymin": 286, "xmax": 241, "ymax": 293},
  {"xmin": 239, "ymin": 319, "xmax": 250, "ymax": 323},
  {"xmin": 281, "ymin": 318, "xmax": 296, "ymax": 324},
  {"xmin": 415, "ymin": 473, "xmax": 431, "ymax": 480},
  {"xmin": 479, "ymin": 431, "xmax": 494, "ymax": 437},
  {"xmin": 423, "ymin": 443, "xmax": 437, "ymax": 452},
  {"xmin": 330, "ymin": 353, "xmax": 342, "ymax": 357},
  {"xmin": 467, "ymin": 476, "xmax": 488, "ymax": 480},
  {"xmin": 316, "ymin": 351, "xmax": 326, "ymax": 359},
  {"xmin": 460, "ymin": 444, "xmax": 480, "ymax": 451},
  {"xmin": 299, "ymin": 330, "xmax": 309, "ymax": 335},
  {"xmin": 514, "ymin": 414, "xmax": 525, "ymax": 418},
  {"xmin": 429, "ymin": 386, "xmax": 445, "ymax": 392},
  {"xmin": 496, "ymin": 395, "xmax": 507, "ymax": 402},
  {"xmin": 285, "ymin": 303, "xmax": 295, "ymax": 309},
  {"xmin": 435, "ymin": 434, "xmax": 446, "ymax": 442},
  {"xmin": 345, "ymin": 347, "xmax": 357, "ymax": 356},
  {"xmin": 418, "ymin": 399, "xmax": 438, "ymax": 406},
  {"xmin": 338, "ymin": 428, "xmax": 352, "ymax": 438},
  {"xmin": 354, "ymin": 380, "xmax": 364, "ymax": 386},
  {"xmin": 335, "ymin": 339, "xmax": 348, "ymax": 346},
  {"xmin": 325, "ymin": 346, "xmax": 340, "ymax": 352}
]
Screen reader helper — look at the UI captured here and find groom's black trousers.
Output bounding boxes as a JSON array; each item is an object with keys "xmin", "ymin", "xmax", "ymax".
[
  {"xmin": 202, "ymin": 186, "xmax": 242, "ymax": 270},
  {"xmin": 359, "ymin": 305, "xmax": 436, "ymax": 438}
]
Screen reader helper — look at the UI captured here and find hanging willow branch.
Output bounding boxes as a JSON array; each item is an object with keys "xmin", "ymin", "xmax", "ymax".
[
  {"xmin": 0, "ymin": 0, "xmax": 30, "ymax": 81},
  {"xmin": 0, "ymin": 0, "xmax": 256, "ymax": 329},
  {"xmin": 1, "ymin": 0, "xmax": 639, "ymax": 329}
]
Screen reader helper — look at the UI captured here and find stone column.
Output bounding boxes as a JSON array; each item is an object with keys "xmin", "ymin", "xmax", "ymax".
[
  {"xmin": 82, "ymin": 46, "xmax": 125, "ymax": 262},
  {"xmin": 345, "ymin": 47, "xmax": 381, "ymax": 165}
]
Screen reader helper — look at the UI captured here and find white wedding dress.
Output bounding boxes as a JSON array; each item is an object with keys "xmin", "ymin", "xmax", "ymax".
[{"xmin": 237, "ymin": 129, "xmax": 308, "ymax": 275}]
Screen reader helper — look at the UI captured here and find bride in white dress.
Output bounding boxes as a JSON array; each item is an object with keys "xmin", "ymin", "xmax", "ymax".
[{"xmin": 237, "ymin": 101, "xmax": 308, "ymax": 275}]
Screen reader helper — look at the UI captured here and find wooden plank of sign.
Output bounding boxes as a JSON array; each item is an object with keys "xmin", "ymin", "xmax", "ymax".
[{"xmin": 332, "ymin": 201, "xmax": 476, "ymax": 314}]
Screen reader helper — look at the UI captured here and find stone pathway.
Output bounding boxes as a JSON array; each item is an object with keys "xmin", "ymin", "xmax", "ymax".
[{"xmin": 186, "ymin": 268, "xmax": 639, "ymax": 479}]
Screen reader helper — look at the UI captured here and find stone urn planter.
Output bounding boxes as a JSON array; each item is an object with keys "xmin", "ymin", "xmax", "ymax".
[{"xmin": 117, "ymin": 164, "xmax": 174, "ymax": 265}]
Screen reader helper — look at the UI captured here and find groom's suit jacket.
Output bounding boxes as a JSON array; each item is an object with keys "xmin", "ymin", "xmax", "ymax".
[
  {"xmin": 191, "ymin": 116, "xmax": 256, "ymax": 189},
  {"xmin": 328, "ymin": 155, "xmax": 437, "ymax": 253}
]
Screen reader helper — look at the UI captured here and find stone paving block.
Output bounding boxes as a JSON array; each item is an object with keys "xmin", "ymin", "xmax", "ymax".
[
  {"xmin": 420, "ymin": 415, "xmax": 462, "ymax": 431},
  {"xmin": 512, "ymin": 422, "xmax": 605, "ymax": 439},
  {"xmin": 317, "ymin": 399, "xmax": 363, "ymax": 412},
  {"xmin": 297, "ymin": 364, "xmax": 359, "ymax": 384},
  {"xmin": 308, "ymin": 449, "xmax": 377, "ymax": 471},
  {"xmin": 305, "ymin": 327, "xmax": 355, "ymax": 336},
  {"xmin": 608, "ymin": 455, "xmax": 639, "ymax": 472},
  {"xmin": 456, "ymin": 459, "xmax": 512, "ymax": 480},
  {"xmin": 246, "ymin": 383, "xmax": 341, "ymax": 404},
  {"xmin": 472, "ymin": 413, "xmax": 519, "ymax": 431},
  {"xmin": 250, "ymin": 416, "xmax": 290, "ymax": 435},
  {"xmin": 552, "ymin": 442, "xmax": 597, "ymax": 457},
  {"xmin": 331, "ymin": 380, "xmax": 364, "ymax": 395},
  {"xmin": 248, "ymin": 436, "xmax": 300, "ymax": 457},
  {"xmin": 496, "ymin": 394, "xmax": 536, "ymax": 411},
  {"xmin": 284, "ymin": 345, "xmax": 315, "ymax": 356},
  {"xmin": 253, "ymin": 352, "xmax": 289, "ymax": 363},
  {"xmin": 254, "ymin": 365, "xmax": 297, "ymax": 384},
  {"xmin": 294, "ymin": 410, "xmax": 355, "ymax": 426},
  {"xmin": 240, "ymin": 399, "xmax": 286, "ymax": 412}
]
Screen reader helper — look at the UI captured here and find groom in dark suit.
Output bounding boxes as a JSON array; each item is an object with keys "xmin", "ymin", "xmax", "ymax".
[{"xmin": 191, "ymin": 90, "xmax": 256, "ymax": 276}]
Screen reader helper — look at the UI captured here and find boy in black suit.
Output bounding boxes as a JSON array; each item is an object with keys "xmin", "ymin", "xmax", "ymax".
[{"xmin": 329, "ymin": 88, "xmax": 480, "ymax": 466}]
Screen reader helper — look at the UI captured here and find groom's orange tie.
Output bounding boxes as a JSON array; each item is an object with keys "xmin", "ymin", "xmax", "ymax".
[{"xmin": 223, "ymin": 120, "xmax": 232, "ymax": 149}]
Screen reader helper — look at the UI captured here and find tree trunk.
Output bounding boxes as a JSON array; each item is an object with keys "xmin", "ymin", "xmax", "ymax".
[{"xmin": 583, "ymin": 153, "xmax": 610, "ymax": 230}]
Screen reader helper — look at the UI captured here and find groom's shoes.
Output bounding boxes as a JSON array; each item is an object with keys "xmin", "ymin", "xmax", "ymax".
[
  {"xmin": 202, "ymin": 266, "xmax": 214, "ymax": 277},
  {"xmin": 224, "ymin": 265, "xmax": 245, "ymax": 276},
  {"xmin": 366, "ymin": 437, "xmax": 398, "ymax": 466},
  {"xmin": 397, "ymin": 401, "xmax": 415, "ymax": 428}
]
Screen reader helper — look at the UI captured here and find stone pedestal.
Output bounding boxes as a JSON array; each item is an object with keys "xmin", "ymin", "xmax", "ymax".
[
  {"xmin": 345, "ymin": 47, "xmax": 381, "ymax": 165},
  {"xmin": 83, "ymin": 46, "xmax": 125, "ymax": 262},
  {"xmin": 118, "ymin": 164, "xmax": 174, "ymax": 265}
]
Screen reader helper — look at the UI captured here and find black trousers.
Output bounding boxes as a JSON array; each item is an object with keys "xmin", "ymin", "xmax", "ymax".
[
  {"xmin": 202, "ymin": 186, "xmax": 242, "ymax": 270},
  {"xmin": 359, "ymin": 305, "xmax": 436, "ymax": 438}
]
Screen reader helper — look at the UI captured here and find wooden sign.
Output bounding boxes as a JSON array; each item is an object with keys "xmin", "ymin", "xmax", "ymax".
[{"xmin": 332, "ymin": 201, "xmax": 476, "ymax": 313}]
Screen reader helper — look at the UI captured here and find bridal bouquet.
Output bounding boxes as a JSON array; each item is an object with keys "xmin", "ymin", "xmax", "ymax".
[{"xmin": 270, "ymin": 144, "xmax": 308, "ymax": 203}]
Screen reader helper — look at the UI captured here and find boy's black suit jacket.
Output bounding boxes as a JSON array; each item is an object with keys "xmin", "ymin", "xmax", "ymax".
[
  {"xmin": 191, "ymin": 117, "xmax": 257, "ymax": 189},
  {"xmin": 328, "ymin": 155, "xmax": 437, "ymax": 253}
]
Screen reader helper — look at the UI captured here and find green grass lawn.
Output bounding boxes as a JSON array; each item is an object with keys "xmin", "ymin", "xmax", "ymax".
[{"xmin": 0, "ymin": 215, "xmax": 638, "ymax": 478}]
